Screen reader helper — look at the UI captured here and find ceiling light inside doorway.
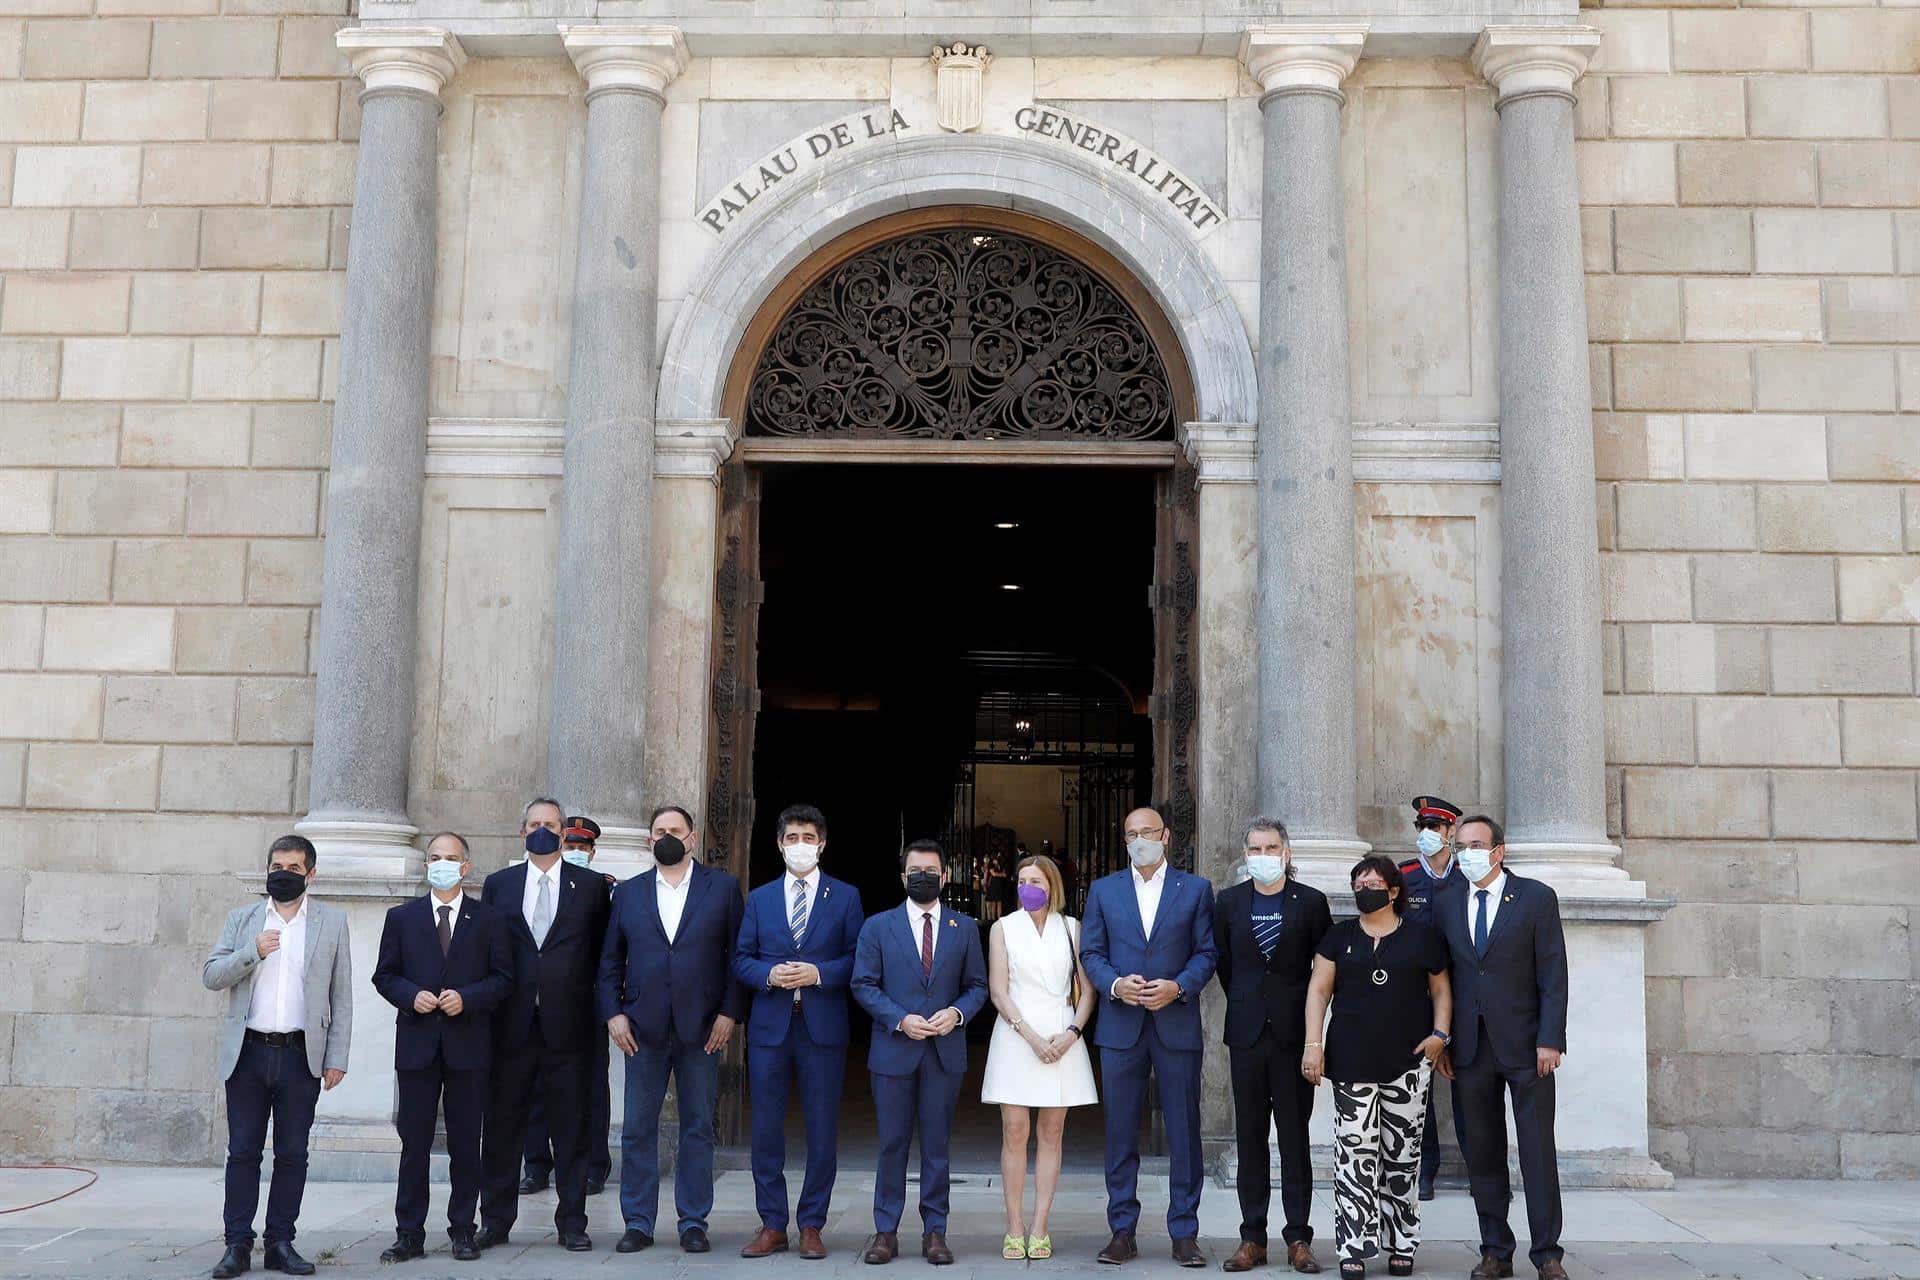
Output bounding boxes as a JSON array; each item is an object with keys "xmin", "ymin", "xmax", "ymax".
[
  {"xmin": 1000, "ymin": 583, "xmax": 1021, "ymax": 591},
  {"xmin": 994, "ymin": 521, "xmax": 1019, "ymax": 529}
]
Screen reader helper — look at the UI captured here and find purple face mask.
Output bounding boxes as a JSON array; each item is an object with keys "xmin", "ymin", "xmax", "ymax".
[{"xmin": 1017, "ymin": 883, "xmax": 1050, "ymax": 912}]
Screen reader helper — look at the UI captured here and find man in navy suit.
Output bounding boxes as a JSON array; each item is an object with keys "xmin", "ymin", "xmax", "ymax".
[
  {"xmin": 372, "ymin": 832, "xmax": 516, "ymax": 1263},
  {"xmin": 849, "ymin": 839, "xmax": 989, "ymax": 1266},
  {"xmin": 477, "ymin": 797, "xmax": 611, "ymax": 1252},
  {"xmin": 1433, "ymin": 815, "xmax": 1570, "ymax": 1280},
  {"xmin": 597, "ymin": 804, "xmax": 747, "ymax": 1255},
  {"xmin": 731, "ymin": 803, "xmax": 865, "ymax": 1261},
  {"xmin": 1080, "ymin": 806, "xmax": 1218, "ymax": 1268}
]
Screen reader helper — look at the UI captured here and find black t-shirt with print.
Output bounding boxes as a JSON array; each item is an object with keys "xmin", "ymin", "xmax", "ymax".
[{"xmin": 1316, "ymin": 917, "xmax": 1448, "ymax": 1084}]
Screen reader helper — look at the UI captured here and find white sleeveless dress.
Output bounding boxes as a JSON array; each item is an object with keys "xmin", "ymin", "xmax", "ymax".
[{"xmin": 981, "ymin": 910, "xmax": 1099, "ymax": 1107}]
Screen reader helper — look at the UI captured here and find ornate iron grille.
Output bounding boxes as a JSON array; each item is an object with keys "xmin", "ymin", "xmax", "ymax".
[{"xmin": 744, "ymin": 228, "xmax": 1177, "ymax": 440}]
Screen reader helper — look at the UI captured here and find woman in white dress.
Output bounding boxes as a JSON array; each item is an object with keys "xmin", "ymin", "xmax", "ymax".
[{"xmin": 982, "ymin": 854, "xmax": 1098, "ymax": 1261}]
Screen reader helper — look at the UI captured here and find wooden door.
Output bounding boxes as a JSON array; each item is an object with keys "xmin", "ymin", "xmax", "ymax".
[{"xmin": 1152, "ymin": 456, "xmax": 1200, "ymax": 871}]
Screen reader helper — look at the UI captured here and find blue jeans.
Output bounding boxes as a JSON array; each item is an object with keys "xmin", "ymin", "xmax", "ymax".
[
  {"xmin": 620, "ymin": 1030, "xmax": 721, "ymax": 1236},
  {"xmin": 222, "ymin": 1037, "xmax": 322, "ymax": 1247}
]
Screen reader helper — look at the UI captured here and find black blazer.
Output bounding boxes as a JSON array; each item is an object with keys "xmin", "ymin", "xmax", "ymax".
[
  {"xmin": 1434, "ymin": 871, "xmax": 1569, "ymax": 1071},
  {"xmin": 596, "ymin": 863, "xmax": 749, "ymax": 1043},
  {"xmin": 372, "ymin": 893, "xmax": 516, "ymax": 1072},
  {"xmin": 481, "ymin": 859, "xmax": 611, "ymax": 1052},
  {"xmin": 1213, "ymin": 877, "xmax": 1332, "ymax": 1049}
]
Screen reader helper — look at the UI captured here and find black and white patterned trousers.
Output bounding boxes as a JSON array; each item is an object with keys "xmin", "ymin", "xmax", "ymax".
[{"xmin": 1331, "ymin": 1060, "xmax": 1432, "ymax": 1262}]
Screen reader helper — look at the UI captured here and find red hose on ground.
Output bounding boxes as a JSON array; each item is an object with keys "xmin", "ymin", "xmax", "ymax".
[{"xmin": 0, "ymin": 1164, "xmax": 99, "ymax": 1214}]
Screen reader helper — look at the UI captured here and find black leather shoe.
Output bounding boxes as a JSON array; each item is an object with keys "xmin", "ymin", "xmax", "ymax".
[
  {"xmin": 681, "ymin": 1227, "xmax": 711, "ymax": 1253},
  {"xmin": 1098, "ymin": 1231, "xmax": 1138, "ymax": 1265},
  {"xmin": 517, "ymin": 1175, "xmax": 548, "ymax": 1195},
  {"xmin": 585, "ymin": 1177, "xmax": 607, "ymax": 1196},
  {"xmin": 380, "ymin": 1237, "xmax": 425, "ymax": 1263},
  {"xmin": 262, "ymin": 1243, "xmax": 314, "ymax": 1276},
  {"xmin": 1418, "ymin": 1183, "xmax": 1436, "ymax": 1202},
  {"xmin": 561, "ymin": 1231, "xmax": 593, "ymax": 1252},
  {"xmin": 450, "ymin": 1233, "xmax": 481, "ymax": 1262},
  {"xmin": 211, "ymin": 1244, "xmax": 251, "ymax": 1278},
  {"xmin": 1173, "ymin": 1239, "xmax": 1206, "ymax": 1268},
  {"xmin": 617, "ymin": 1230, "xmax": 654, "ymax": 1253},
  {"xmin": 473, "ymin": 1228, "xmax": 510, "ymax": 1251}
]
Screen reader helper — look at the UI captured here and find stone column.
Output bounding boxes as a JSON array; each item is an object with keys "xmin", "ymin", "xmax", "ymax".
[
  {"xmin": 1184, "ymin": 421, "xmax": 1258, "ymax": 1160},
  {"xmin": 548, "ymin": 25, "xmax": 689, "ymax": 872},
  {"xmin": 298, "ymin": 28, "xmax": 465, "ymax": 876},
  {"xmin": 1472, "ymin": 26, "xmax": 1623, "ymax": 885},
  {"xmin": 1240, "ymin": 26, "xmax": 1369, "ymax": 878}
]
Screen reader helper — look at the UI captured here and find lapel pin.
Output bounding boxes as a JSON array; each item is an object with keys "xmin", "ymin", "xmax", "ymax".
[{"xmin": 1505, "ymin": 895, "xmax": 1515, "ymax": 903}]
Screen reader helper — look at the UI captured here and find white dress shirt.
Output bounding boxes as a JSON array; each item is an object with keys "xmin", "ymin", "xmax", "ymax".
[
  {"xmin": 904, "ymin": 900, "xmax": 940, "ymax": 963},
  {"xmin": 246, "ymin": 896, "xmax": 308, "ymax": 1033},
  {"xmin": 429, "ymin": 891, "xmax": 462, "ymax": 942},
  {"xmin": 1466, "ymin": 870, "xmax": 1509, "ymax": 938},
  {"xmin": 1131, "ymin": 861, "xmax": 1169, "ymax": 938},
  {"xmin": 522, "ymin": 859, "xmax": 563, "ymax": 937},
  {"xmin": 656, "ymin": 865, "xmax": 694, "ymax": 943}
]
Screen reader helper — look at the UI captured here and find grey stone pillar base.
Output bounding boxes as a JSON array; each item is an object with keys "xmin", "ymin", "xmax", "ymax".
[
  {"xmin": 292, "ymin": 816, "xmax": 422, "ymax": 880},
  {"xmin": 1287, "ymin": 836, "xmax": 1374, "ymax": 888},
  {"xmin": 590, "ymin": 824, "xmax": 655, "ymax": 880},
  {"xmin": 1505, "ymin": 840, "xmax": 1635, "ymax": 893}
]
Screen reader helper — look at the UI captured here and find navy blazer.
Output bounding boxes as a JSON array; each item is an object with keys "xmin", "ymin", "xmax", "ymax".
[
  {"xmin": 480, "ymin": 859, "xmax": 611, "ymax": 1052},
  {"xmin": 596, "ymin": 863, "xmax": 748, "ymax": 1042},
  {"xmin": 1433, "ymin": 871, "xmax": 1569, "ymax": 1071},
  {"xmin": 850, "ymin": 903, "xmax": 989, "ymax": 1076},
  {"xmin": 372, "ymin": 893, "xmax": 516, "ymax": 1072},
  {"xmin": 1213, "ymin": 877, "xmax": 1332, "ymax": 1050},
  {"xmin": 731, "ymin": 873, "xmax": 864, "ymax": 1048},
  {"xmin": 1080, "ymin": 866, "xmax": 1218, "ymax": 1051}
]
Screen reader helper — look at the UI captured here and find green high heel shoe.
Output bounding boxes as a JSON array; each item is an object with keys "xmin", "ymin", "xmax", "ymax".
[
  {"xmin": 1003, "ymin": 1235, "xmax": 1028, "ymax": 1260},
  {"xmin": 1027, "ymin": 1235, "xmax": 1053, "ymax": 1260}
]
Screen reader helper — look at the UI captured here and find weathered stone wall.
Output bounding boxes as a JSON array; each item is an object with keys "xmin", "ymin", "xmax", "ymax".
[
  {"xmin": 0, "ymin": 0, "xmax": 352, "ymax": 1160},
  {"xmin": 1581, "ymin": 0, "xmax": 1920, "ymax": 1179}
]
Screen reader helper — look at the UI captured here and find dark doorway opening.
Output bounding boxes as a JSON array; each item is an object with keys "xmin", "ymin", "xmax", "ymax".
[{"xmin": 746, "ymin": 462, "xmax": 1158, "ymax": 1170}]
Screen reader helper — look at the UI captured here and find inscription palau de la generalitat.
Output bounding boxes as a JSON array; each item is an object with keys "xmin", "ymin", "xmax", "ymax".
[{"xmin": 697, "ymin": 104, "xmax": 1225, "ymax": 237}]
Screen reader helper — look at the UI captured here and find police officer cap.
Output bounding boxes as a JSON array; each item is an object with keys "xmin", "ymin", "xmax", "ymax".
[
  {"xmin": 562, "ymin": 815, "xmax": 600, "ymax": 845},
  {"xmin": 1410, "ymin": 795, "xmax": 1463, "ymax": 825}
]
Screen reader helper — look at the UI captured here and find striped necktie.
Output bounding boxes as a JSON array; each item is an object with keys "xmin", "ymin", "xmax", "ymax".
[{"xmin": 790, "ymin": 878, "xmax": 809, "ymax": 946}]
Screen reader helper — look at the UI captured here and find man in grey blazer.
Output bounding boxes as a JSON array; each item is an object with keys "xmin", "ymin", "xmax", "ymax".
[{"xmin": 201, "ymin": 834, "xmax": 353, "ymax": 1279}]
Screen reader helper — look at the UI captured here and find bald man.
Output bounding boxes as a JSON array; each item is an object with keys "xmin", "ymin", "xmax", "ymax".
[{"xmin": 1079, "ymin": 807, "xmax": 1218, "ymax": 1268}]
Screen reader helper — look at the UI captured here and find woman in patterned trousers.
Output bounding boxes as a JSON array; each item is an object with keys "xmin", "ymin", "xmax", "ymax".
[{"xmin": 1303, "ymin": 856, "xmax": 1453, "ymax": 1280}]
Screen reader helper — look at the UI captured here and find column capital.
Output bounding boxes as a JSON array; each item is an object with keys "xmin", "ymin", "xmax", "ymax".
[
  {"xmin": 560, "ymin": 24, "xmax": 689, "ymax": 99},
  {"xmin": 336, "ymin": 27, "xmax": 466, "ymax": 98},
  {"xmin": 655, "ymin": 417, "xmax": 737, "ymax": 482},
  {"xmin": 1239, "ymin": 25, "xmax": 1369, "ymax": 100},
  {"xmin": 1182, "ymin": 421, "xmax": 1257, "ymax": 485},
  {"xmin": 1471, "ymin": 25, "xmax": 1601, "ymax": 106}
]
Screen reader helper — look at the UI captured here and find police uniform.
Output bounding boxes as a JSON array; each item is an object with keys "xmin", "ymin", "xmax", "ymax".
[{"xmin": 1400, "ymin": 795, "xmax": 1470, "ymax": 1200}]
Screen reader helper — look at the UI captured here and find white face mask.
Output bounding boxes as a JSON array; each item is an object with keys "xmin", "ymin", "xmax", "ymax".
[
  {"xmin": 1244, "ymin": 853, "xmax": 1288, "ymax": 885},
  {"xmin": 1127, "ymin": 837, "xmax": 1165, "ymax": 868},
  {"xmin": 562, "ymin": 850, "xmax": 592, "ymax": 868},
  {"xmin": 1416, "ymin": 829, "xmax": 1446, "ymax": 859},
  {"xmin": 1456, "ymin": 847, "xmax": 1495, "ymax": 883},
  {"xmin": 783, "ymin": 841, "xmax": 821, "ymax": 875}
]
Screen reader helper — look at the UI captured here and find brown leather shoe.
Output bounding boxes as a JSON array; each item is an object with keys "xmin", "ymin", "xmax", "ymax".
[
  {"xmin": 1097, "ymin": 1231, "xmax": 1138, "ymax": 1265},
  {"xmin": 863, "ymin": 1233, "xmax": 898, "ymax": 1265},
  {"xmin": 1289, "ymin": 1243, "xmax": 1322, "ymax": 1274},
  {"xmin": 1470, "ymin": 1252, "xmax": 1514, "ymax": 1280},
  {"xmin": 799, "ymin": 1227, "xmax": 828, "ymax": 1260},
  {"xmin": 1173, "ymin": 1239, "xmax": 1207, "ymax": 1268},
  {"xmin": 922, "ymin": 1233, "xmax": 953, "ymax": 1265},
  {"xmin": 1536, "ymin": 1262, "xmax": 1567, "ymax": 1280},
  {"xmin": 1224, "ymin": 1243, "xmax": 1267, "ymax": 1272},
  {"xmin": 740, "ymin": 1228, "xmax": 788, "ymax": 1258}
]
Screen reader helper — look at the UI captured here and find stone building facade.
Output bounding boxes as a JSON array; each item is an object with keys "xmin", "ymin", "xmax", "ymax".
[{"xmin": 0, "ymin": 0, "xmax": 1914, "ymax": 1182}]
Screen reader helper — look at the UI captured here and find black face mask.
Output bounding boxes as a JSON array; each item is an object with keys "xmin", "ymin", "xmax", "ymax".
[
  {"xmin": 652, "ymin": 834, "xmax": 688, "ymax": 867},
  {"xmin": 525, "ymin": 827, "xmax": 561, "ymax": 857},
  {"xmin": 1354, "ymin": 886, "xmax": 1392, "ymax": 915},
  {"xmin": 265, "ymin": 868, "xmax": 308, "ymax": 903},
  {"xmin": 904, "ymin": 869, "xmax": 943, "ymax": 905}
]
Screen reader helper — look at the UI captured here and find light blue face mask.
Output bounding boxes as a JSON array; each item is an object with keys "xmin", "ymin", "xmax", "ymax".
[
  {"xmin": 1416, "ymin": 829, "xmax": 1446, "ymax": 858},
  {"xmin": 1456, "ymin": 847, "xmax": 1494, "ymax": 883},
  {"xmin": 425, "ymin": 860, "xmax": 464, "ymax": 891},
  {"xmin": 562, "ymin": 850, "xmax": 593, "ymax": 868},
  {"xmin": 1245, "ymin": 853, "xmax": 1288, "ymax": 885}
]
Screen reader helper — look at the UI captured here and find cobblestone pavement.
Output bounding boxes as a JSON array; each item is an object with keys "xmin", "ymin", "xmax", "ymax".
[{"xmin": 1, "ymin": 1169, "xmax": 1915, "ymax": 1280}]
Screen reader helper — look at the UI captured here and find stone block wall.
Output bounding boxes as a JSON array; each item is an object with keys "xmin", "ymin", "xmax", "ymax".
[
  {"xmin": 1583, "ymin": 0, "xmax": 1920, "ymax": 1179},
  {"xmin": 0, "ymin": 0, "xmax": 349, "ymax": 1161}
]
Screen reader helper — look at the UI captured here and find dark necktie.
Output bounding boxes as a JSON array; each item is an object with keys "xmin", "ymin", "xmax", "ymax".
[
  {"xmin": 1473, "ymin": 889, "xmax": 1490, "ymax": 957},
  {"xmin": 921, "ymin": 912, "xmax": 934, "ymax": 979},
  {"xmin": 437, "ymin": 904, "xmax": 452, "ymax": 957}
]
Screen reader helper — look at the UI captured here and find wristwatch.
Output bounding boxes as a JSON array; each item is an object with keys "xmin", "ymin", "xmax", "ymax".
[
  {"xmin": 1432, "ymin": 1029, "xmax": 1452, "ymax": 1046},
  {"xmin": 1065, "ymin": 1023, "xmax": 1081, "ymax": 1037}
]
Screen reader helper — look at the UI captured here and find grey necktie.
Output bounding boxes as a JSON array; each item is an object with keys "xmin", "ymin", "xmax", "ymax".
[
  {"xmin": 437, "ymin": 904, "xmax": 452, "ymax": 957},
  {"xmin": 533, "ymin": 873, "xmax": 553, "ymax": 948}
]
